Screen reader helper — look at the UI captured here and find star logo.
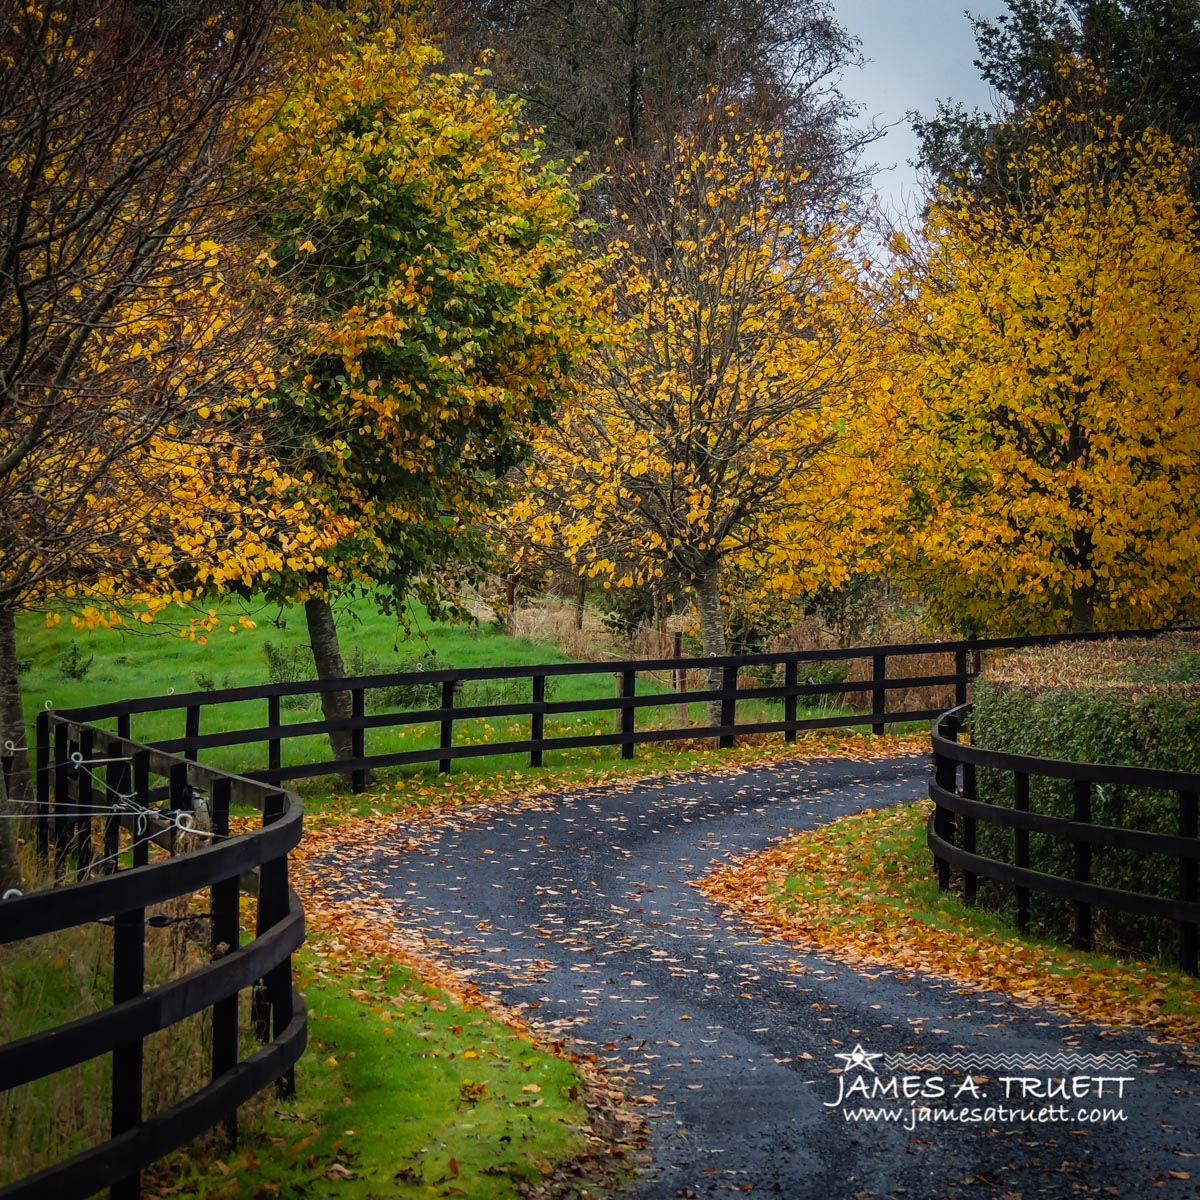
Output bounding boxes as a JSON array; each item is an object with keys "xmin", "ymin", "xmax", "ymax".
[{"xmin": 834, "ymin": 1043, "xmax": 884, "ymax": 1073}]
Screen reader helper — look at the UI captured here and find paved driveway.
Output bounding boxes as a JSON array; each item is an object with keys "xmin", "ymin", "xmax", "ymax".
[{"xmin": 324, "ymin": 755, "xmax": 1200, "ymax": 1199}]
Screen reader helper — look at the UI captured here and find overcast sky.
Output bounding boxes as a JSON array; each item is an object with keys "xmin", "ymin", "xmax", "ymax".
[{"xmin": 831, "ymin": 0, "xmax": 1011, "ymax": 218}]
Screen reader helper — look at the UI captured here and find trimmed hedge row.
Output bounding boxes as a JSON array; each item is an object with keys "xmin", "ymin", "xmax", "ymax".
[{"xmin": 972, "ymin": 636, "xmax": 1200, "ymax": 962}]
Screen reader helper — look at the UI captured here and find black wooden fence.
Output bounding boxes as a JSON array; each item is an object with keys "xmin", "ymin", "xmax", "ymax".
[
  {"xmin": 0, "ymin": 719, "xmax": 306, "ymax": 1200},
  {"xmin": 42, "ymin": 628, "xmax": 1176, "ymax": 795},
  {"xmin": 929, "ymin": 704, "xmax": 1200, "ymax": 972},
  {"xmin": 1, "ymin": 624, "xmax": 1183, "ymax": 1198}
]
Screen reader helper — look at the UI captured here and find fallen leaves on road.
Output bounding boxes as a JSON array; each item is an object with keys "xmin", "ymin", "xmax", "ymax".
[
  {"xmin": 292, "ymin": 828, "xmax": 649, "ymax": 1188},
  {"xmin": 697, "ymin": 802, "xmax": 1200, "ymax": 1046}
]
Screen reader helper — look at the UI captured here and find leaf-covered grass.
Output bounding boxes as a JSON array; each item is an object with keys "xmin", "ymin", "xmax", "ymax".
[
  {"xmin": 699, "ymin": 801, "xmax": 1200, "ymax": 1044},
  {"xmin": 984, "ymin": 633, "xmax": 1200, "ymax": 692},
  {"xmin": 148, "ymin": 940, "xmax": 616, "ymax": 1200},
  {"xmin": 299, "ymin": 730, "xmax": 928, "ymax": 825}
]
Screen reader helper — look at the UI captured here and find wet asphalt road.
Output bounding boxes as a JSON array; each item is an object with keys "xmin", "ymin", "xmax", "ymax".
[{"xmin": 324, "ymin": 755, "xmax": 1200, "ymax": 1199}]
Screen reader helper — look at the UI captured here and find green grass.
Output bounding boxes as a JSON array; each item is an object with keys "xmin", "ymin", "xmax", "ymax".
[
  {"xmin": 18, "ymin": 597, "xmax": 608, "ymax": 784},
  {"xmin": 153, "ymin": 946, "xmax": 603, "ymax": 1200},
  {"xmin": 16, "ymin": 595, "xmax": 872, "ymax": 802},
  {"xmin": 19, "ymin": 595, "xmax": 589, "ymax": 723}
]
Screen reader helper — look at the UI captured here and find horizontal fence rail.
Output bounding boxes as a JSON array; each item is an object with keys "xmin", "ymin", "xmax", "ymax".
[
  {"xmin": 0, "ymin": 720, "xmax": 306, "ymax": 1200},
  {"xmin": 929, "ymin": 704, "xmax": 1200, "ymax": 973},
  {"xmin": 43, "ymin": 628, "xmax": 1179, "ymax": 795}
]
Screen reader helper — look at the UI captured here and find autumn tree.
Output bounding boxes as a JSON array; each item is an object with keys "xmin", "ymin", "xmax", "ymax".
[
  {"xmin": 432, "ymin": 0, "xmax": 875, "ymax": 208},
  {"xmin": 0, "ymin": 0, "xmax": 317, "ymax": 889},
  {"xmin": 506, "ymin": 116, "xmax": 876, "ymax": 712},
  {"xmin": 915, "ymin": 0, "xmax": 1200, "ymax": 191},
  {"xmin": 887, "ymin": 89, "xmax": 1200, "ymax": 635},
  {"xmin": 244, "ymin": 17, "xmax": 604, "ymax": 758}
]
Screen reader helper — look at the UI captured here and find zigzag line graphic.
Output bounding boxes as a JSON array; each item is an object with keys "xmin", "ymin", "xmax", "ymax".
[{"xmin": 882, "ymin": 1053, "xmax": 1140, "ymax": 1072}]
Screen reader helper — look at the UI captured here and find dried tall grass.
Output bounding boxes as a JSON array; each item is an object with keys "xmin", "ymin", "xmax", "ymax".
[
  {"xmin": 0, "ymin": 833, "xmax": 259, "ymax": 1187},
  {"xmin": 842, "ymin": 650, "xmax": 958, "ymax": 717}
]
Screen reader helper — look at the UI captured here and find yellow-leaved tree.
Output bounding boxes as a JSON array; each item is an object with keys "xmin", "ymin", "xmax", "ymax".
[
  {"xmin": 242, "ymin": 15, "xmax": 605, "ymax": 760},
  {"xmin": 888, "ymin": 74, "xmax": 1200, "ymax": 635},
  {"xmin": 0, "ymin": 0, "xmax": 343, "ymax": 890},
  {"xmin": 506, "ymin": 112, "xmax": 879, "ymax": 702}
]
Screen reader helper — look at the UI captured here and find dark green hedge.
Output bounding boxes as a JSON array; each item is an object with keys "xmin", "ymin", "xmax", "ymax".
[{"xmin": 971, "ymin": 672, "xmax": 1200, "ymax": 963}]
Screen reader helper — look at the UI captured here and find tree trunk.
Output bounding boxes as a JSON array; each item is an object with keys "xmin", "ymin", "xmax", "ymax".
[
  {"xmin": 0, "ymin": 607, "xmax": 26, "ymax": 892},
  {"xmin": 0, "ymin": 770, "xmax": 20, "ymax": 894},
  {"xmin": 303, "ymin": 597, "xmax": 355, "ymax": 770},
  {"xmin": 694, "ymin": 565, "xmax": 727, "ymax": 726},
  {"xmin": 1068, "ymin": 479, "xmax": 1095, "ymax": 635},
  {"xmin": 1070, "ymin": 586, "xmax": 1095, "ymax": 634},
  {"xmin": 575, "ymin": 575, "xmax": 586, "ymax": 631}
]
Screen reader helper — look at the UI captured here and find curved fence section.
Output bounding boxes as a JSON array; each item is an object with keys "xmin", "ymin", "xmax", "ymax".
[
  {"xmin": 929, "ymin": 704, "xmax": 1200, "ymax": 972},
  {"xmin": 0, "ymin": 715, "xmax": 306, "ymax": 1200}
]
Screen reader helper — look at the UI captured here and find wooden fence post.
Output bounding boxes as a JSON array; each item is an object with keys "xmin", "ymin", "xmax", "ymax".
[
  {"xmin": 53, "ymin": 721, "xmax": 71, "ymax": 882},
  {"xmin": 954, "ymin": 648, "xmax": 969, "ymax": 707},
  {"xmin": 185, "ymin": 704, "xmax": 200, "ymax": 764},
  {"xmin": 132, "ymin": 751, "xmax": 151, "ymax": 871},
  {"xmin": 267, "ymin": 694, "xmax": 281, "ymax": 780},
  {"xmin": 209, "ymin": 776, "xmax": 240, "ymax": 1147},
  {"xmin": 530, "ymin": 675, "xmax": 545, "ymax": 768},
  {"xmin": 351, "ymin": 687, "xmax": 366, "ymax": 794},
  {"xmin": 35, "ymin": 710, "xmax": 49, "ymax": 864},
  {"xmin": 103, "ymin": 736, "xmax": 129, "ymax": 875},
  {"xmin": 257, "ymin": 790, "xmax": 295, "ymax": 1098},
  {"xmin": 1180, "ymin": 790, "xmax": 1198, "ymax": 974},
  {"xmin": 962, "ymin": 760, "xmax": 977, "ymax": 906},
  {"xmin": 1014, "ymin": 771, "xmax": 1031, "ymax": 933},
  {"xmin": 933, "ymin": 751, "xmax": 955, "ymax": 892},
  {"xmin": 871, "ymin": 655, "xmax": 887, "ymax": 735},
  {"xmin": 111, "ymin": 749, "xmax": 152, "ymax": 1200},
  {"xmin": 75, "ymin": 725, "xmax": 95, "ymax": 879},
  {"xmin": 784, "ymin": 661, "xmax": 798, "ymax": 744},
  {"xmin": 620, "ymin": 670, "xmax": 636, "ymax": 760},
  {"xmin": 440, "ymin": 681, "xmax": 456, "ymax": 774},
  {"xmin": 1073, "ymin": 779, "xmax": 1093, "ymax": 952},
  {"xmin": 168, "ymin": 761, "xmax": 191, "ymax": 856},
  {"xmin": 674, "ymin": 633, "xmax": 688, "ymax": 727},
  {"xmin": 719, "ymin": 665, "xmax": 738, "ymax": 749}
]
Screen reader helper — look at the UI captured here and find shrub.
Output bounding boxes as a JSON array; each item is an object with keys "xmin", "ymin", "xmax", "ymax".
[
  {"xmin": 261, "ymin": 640, "xmax": 317, "ymax": 711},
  {"xmin": 969, "ymin": 635, "xmax": 1200, "ymax": 962},
  {"xmin": 261, "ymin": 640, "xmax": 314, "ymax": 685},
  {"xmin": 369, "ymin": 652, "xmax": 444, "ymax": 712},
  {"xmin": 57, "ymin": 641, "xmax": 93, "ymax": 681}
]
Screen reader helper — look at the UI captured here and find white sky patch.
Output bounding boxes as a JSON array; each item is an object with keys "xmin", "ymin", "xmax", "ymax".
[{"xmin": 831, "ymin": 0, "xmax": 1011, "ymax": 220}]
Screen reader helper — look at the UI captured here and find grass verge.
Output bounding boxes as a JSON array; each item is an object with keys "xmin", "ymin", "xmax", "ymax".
[
  {"xmin": 698, "ymin": 801, "xmax": 1200, "ymax": 1046},
  {"xmin": 145, "ymin": 934, "xmax": 640, "ymax": 1200}
]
